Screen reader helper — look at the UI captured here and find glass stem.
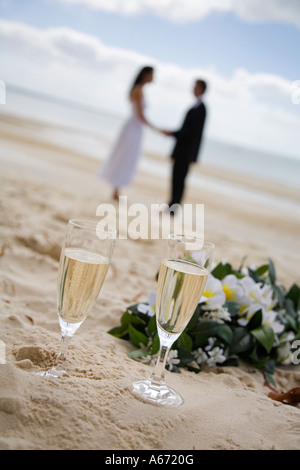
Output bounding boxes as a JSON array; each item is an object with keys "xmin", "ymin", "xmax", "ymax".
[
  {"xmin": 53, "ymin": 334, "xmax": 71, "ymax": 371},
  {"xmin": 151, "ymin": 344, "xmax": 170, "ymax": 383}
]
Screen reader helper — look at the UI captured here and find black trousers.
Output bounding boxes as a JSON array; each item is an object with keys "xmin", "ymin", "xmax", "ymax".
[{"xmin": 169, "ymin": 158, "xmax": 190, "ymax": 206}]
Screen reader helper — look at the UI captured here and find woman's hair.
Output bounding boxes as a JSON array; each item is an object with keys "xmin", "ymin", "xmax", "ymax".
[{"xmin": 130, "ymin": 66, "xmax": 154, "ymax": 94}]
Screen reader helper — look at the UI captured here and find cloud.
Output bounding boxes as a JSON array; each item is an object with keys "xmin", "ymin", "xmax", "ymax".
[
  {"xmin": 58, "ymin": 0, "xmax": 300, "ymax": 28},
  {"xmin": 0, "ymin": 19, "xmax": 293, "ymax": 103},
  {"xmin": 1, "ymin": 19, "xmax": 299, "ymax": 157},
  {"xmin": 0, "ymin": 19, "xmax": 149, "ymax": 70}
]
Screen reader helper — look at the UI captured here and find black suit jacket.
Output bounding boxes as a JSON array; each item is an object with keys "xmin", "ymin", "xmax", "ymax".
[{"xmin": 171, "ymin": 102, "xmax": 206, "ymax": 163}]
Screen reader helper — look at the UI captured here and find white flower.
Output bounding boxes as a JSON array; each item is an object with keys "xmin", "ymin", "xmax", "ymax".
[
  {"xmin": 191, "ymin": 250, "xmax": 207, "ymax": 266},
  {"xmin": 137, "ymin": 290, "xmax": 156, "ymax": 317},
  {"xmin": 237, "ymin": 276, "xmax": 284, "ymax": 335},
  {"xmin": 241, "ymin": 267, "xmax": 249, "ymax": 276},
  {"xmin": 139, "ymin": 349, "xmax": 180, "ymax": 370},
  {"xmin": 262, "ymin": 310, "xmax": 285, "ymax": 335},
  {"xmin": 206, "ymin": 346, "xmax": 227, "ymax": 367},
  {"xmin": 200, "ymin": 275, "xmax": 226, "ymax": 310},
  {"xmin": 205, "ymin": 337, "xmax": 215, "ymax": 351},
  {"xmin": 193, "ymin": 338, "xmax": 227, "ymax": 367},
  {"xmin": 138, "ymin": 354, "xmax": 156, "ymax": 366},
  {"xmin": 193, "ymin": 347, "xmax": 208, "ymax": 365},
  {"xmin": 221, "ymin": 274, "xmax": 244, "ymax": 302},
  {"xmin": 166, "ymin": 349, "xmax": 180, "ymax": 371},
  {"xmin": 202, "ymin": 306, "xmax": 231, "ymax": 323},
  {"xmin": 276, "ymin": 332, "xmax": 296, "ymax": 365},
  {"xmin": 238, "ymin": 276, "xmax": 275, "ymax": 311}
]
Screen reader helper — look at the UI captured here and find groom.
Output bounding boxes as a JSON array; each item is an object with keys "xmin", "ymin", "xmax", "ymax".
[{"xmin": 163, "ymin": 79, "xmax": 207, "ymax": 211}]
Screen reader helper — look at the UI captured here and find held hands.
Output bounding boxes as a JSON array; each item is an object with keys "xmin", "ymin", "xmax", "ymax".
[{"xmin": 150, "ymin": 124, "xmax": 173, "ymax": 136}]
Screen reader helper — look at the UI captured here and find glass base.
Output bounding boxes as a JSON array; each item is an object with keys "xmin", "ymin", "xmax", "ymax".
[
  {"xmin": 132, "ymin": 378, "xmax": 183, "ymax": 406},
  {"xmin": 37, "ymin": 366, "xmax": 68, "ymax": 378}
]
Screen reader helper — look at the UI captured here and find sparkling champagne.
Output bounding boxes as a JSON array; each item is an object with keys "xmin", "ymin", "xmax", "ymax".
[
  {"xmin": 156, "ymin": 258, "xmax": 208, "ymax": 335},
  {"xmin": 58, "ymin": 247, "xmax": 109, "ymax": 323}
]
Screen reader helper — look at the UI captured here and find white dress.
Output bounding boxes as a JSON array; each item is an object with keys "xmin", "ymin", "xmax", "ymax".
[{"xmin": 98, "ymin": 99, "xmax": 144, "ymax": 188}]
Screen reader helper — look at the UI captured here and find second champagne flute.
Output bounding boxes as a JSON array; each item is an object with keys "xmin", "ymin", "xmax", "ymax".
[
  {"xmin": 132, "ymin": 234, "xmax": 215, "ymax": 406},
  {"xmin": 41, "ymin": 218, "xmax": 116, "ymax": 377}
]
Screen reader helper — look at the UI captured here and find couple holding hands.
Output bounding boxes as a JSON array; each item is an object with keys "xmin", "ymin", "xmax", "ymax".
[{"xmin": 99, "ymin": 66, "xmax": 207, "ymax": 210}]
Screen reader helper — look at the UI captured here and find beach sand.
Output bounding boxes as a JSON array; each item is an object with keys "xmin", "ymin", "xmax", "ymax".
[{"xmin": 0, "ymin": 112, "xmax": 300, "ymax": 450}]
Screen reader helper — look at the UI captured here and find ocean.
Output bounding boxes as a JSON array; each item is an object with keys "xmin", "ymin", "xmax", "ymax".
[
  {"xmin": 1, "ymin": 85, "xmax": 300, "ymax": 217},
  {"xmin": 2, "ymin": 85, "xmax": 300, "ymax": 182}
]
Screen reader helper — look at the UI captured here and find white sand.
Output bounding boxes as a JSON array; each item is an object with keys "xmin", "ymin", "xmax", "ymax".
[{"xmin": 0, "ymin": 113, "xmax": 299, "ymax": 450}]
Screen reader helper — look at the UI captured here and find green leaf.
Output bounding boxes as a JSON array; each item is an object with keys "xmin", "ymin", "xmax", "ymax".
[
  {"xmin": 211, "ymin": 262, "xmax": 232, "ymax": 280},
  {"xmin": 248, "ymin": 343, "xmax": 268, "ymax": 365},
  {"xmin": 251, "ymin": 325, "xmax": 275, "ymax": 353},
  {"xmin": 268, "ymin": 258, "xmax": 276, "ymax": 284},
  {"xmin": 176, "ymin": 348, "xmax": 195, "ymax": 366},
  {"xmin": 284, "ymin": 298, "xmax": 298, "ymax": 319},
  {"xmin": 128, "ymin": 324, "xmax": 148, "ymax": 348},
  {"xmin": 174, "ymin": 332, "xmax": 193, "ymax": 351},
  {"xmin": 285, "ymin": 313, "xmax": 298, "ymax": 333},
  {"xmin": 107, "ymin": 325, "xmax": 128, "ymax": 338},
  {"xmin": 247, "ymin": 310, "xmax": 263, "ymax": 330},
  {"xmin": 151, "ymin": 333, "xmax": 160, "ymax": 355},
  {"xmin": 147, "ymin": 314, "xmax": 157, "ymax": 336},
  {"xmin": 285, "ymin": 298, "xmax": 297, "ymax": 316},
  {"xmin": 186, "ymin": 304, "xmax": 201, "ymax": 331},
  {"xmin": 191, "ymin": 320, "xmax": 220, "ymax": 338},
  {"xmin": 286, "ymin": 284, "xmax": 300, "ymax": 310},
  {"xmin": 216, "ymin": 324, "xmax": 233, "ymax": 345},
  {"xmin": 120, "ymin": 310, "xmax": 131, "ymax": 327},
  {"xmin": 253, "ymin": 355, "xmax": 270, "ymax": 370},
  {"xmin": 127, "ymin": 303, "xmax": 141, "ymax": 316},
  {"xmin": 229, "ymin": 327, "xmax": 253, "ymax": 355},
  {"xmin": 127, "ymin": 304, "xmax": 149, "ymax": 322},
  {"xmin": 238, "ymin": 255, "xmax": 247, "ymax": 272},
  {"xmin": 256, "ymin": 264, "xmax": 269, "ymax": 277},
  {"xmin": 272, "ymin": 284, "xmax": 285, "ymax": 308},
  {"xmin": 224, "ymin": 301, "xmax": 240, "ymax": 317},
  {"xmin": 263, "ymin": 358, "xmax": 275, "ymax": 375},
  {"xmin": 127, "ymin": 350, "xmax": 149, "ymax": 360},
  {"xmin": 120, "ymin": 310, "xmax": 145, "ymax": 327},
  {"xmin": 264, "ymin": 370, "xmax": 276, "ymax": 387},
  {"xmin": 193, "ymin": 334, "xmax": 210, "ymax": 349},
  {"xmin": 247, "ymin": 268, "xmax": 262, "ymax": 283}
]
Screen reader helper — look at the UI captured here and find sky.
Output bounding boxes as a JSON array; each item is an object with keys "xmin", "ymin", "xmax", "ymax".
[{"xmin": 1, "ymin": 0, "xmax": 300, "ymax": 159}]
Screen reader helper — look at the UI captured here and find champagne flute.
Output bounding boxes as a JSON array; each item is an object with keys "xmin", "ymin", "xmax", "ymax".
[
  {"xmin": 41, "ymin": 218, "xmax": 116, "ymax": 377},
  {"xmin": 132, "ymin": 234, "xmax": 215, "ymax": 406}
]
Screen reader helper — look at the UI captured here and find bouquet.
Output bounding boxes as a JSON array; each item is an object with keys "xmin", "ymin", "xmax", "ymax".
[{"xmin": 109, "ymin": 258, "xmax": 300, "ymax": 387}]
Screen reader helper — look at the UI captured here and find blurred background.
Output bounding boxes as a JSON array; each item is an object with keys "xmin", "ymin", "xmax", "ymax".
[{"xmin": 1, "ymin": 0, "xmax": 300, "ymax": 186}]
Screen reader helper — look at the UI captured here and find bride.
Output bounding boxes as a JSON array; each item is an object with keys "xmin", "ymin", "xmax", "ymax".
[{"xmin": 99, "ymin": 66, "xmax": 159, "ymax": 200}]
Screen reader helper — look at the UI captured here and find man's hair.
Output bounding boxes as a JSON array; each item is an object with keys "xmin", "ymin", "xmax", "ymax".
[{"xmin": 196, "ymin": 79, "xmax": 207, "ymax": 93}]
